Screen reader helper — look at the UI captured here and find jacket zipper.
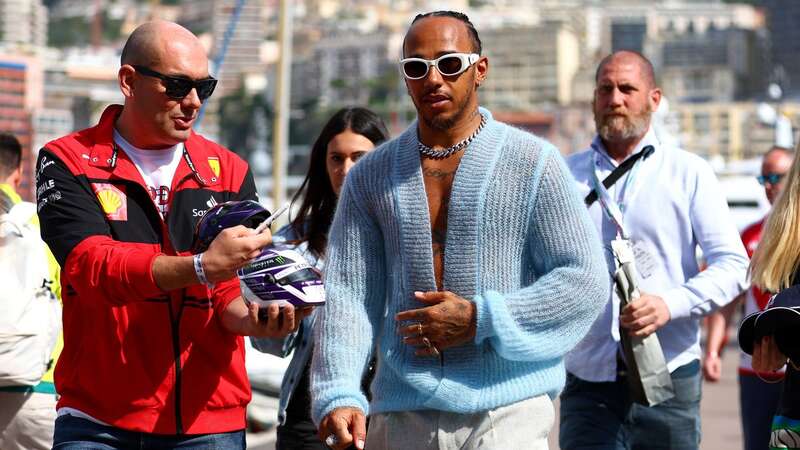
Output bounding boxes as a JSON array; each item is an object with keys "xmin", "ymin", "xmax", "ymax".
[
  {"xmin": 109, "ymin": 144, "xmax": 209, "ymax": 434},
  {"xmin": 163, "ymin": 168, "xmax": 204, "ymax": 435},
  {"xmin": 118, "ymin": 176, "xmax": 185, "ymax": 433},
  {"xmin": 168, "ymin": 298, "xmax": 186, "ymax": 434},
  {"xmin": 161, "ymin": 214, "xmax": 185, "ymax": 435}
]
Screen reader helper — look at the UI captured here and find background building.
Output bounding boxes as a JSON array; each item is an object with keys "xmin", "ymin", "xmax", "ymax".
[
  {"xmin": 179, "ymin": 0, "xmax": 271, "ymax": 140},
  {"xmin": 35, "ymin": 47, "xmax": 120, "ymax": 151},
  {"xmin": 657, "ymin": 27, "xmax": 768, "ymax": 102},
  {"xmin": 0, "ymin": 0, "xmax": 48, "ymax": 49},
  {"xmin": 759, "ymin": 0, "xmax": 800, "ymax": 98},
  {"xmin": 0, "ymin": 53, "xmax": 44, "ymax": 200},
  {"xmin": 481, "ymin": 22, "xmax": 581, "ymax": 110},
  {"xmin": 673, "ymin": 101, "xmax": 800, "ymax": 161}
]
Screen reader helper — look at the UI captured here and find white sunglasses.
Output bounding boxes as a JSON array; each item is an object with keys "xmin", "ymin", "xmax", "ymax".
[{"xmin": 399, "ymin": 53, "xmax": 480, "ymax": 80}]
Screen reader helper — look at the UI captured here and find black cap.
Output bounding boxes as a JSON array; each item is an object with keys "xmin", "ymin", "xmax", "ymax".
[{"xmin": 738, "ymin": 284, "xmax": 800, "ymax": 361}]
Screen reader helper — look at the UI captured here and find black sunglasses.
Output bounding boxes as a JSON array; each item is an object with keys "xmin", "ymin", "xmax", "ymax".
[{"xmin": 132, "ymin": 65, "xmax": 217, "ymax": 102}]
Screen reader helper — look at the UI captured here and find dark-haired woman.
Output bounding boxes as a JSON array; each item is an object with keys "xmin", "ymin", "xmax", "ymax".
[{"xmin": 252, "ymin": 107, "xmax": 389, "ymax": 450}]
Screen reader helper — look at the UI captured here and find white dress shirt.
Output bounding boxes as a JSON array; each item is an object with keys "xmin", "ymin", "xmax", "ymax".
[{"xmin": 565, "ymin": 128, "xmax": 749, "ymax": 382}]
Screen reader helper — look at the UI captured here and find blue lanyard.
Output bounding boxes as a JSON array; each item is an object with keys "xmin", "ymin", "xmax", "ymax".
[{"xmin": 589, "ymin": 150, "xmax": 645, "ymax": 239}]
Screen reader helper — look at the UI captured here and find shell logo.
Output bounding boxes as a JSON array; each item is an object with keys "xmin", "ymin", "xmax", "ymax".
[
  {"xmin": 98, "ymin": 190, "xmax": 122, "ymax": 213},
  {"xmin": 91, "ymin": 183, "xmax": 128, "ymax": 221}
]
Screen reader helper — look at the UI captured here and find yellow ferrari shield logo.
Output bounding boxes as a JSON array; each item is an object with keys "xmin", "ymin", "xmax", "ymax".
[{"xmin": 208, "ymin": 157, "xmax": 220, "ymax": 178}]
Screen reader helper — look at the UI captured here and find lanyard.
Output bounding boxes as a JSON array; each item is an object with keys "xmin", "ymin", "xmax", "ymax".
[
  {"xmin": 111, "ymin": 142, "xmax": 209, "ymax": 186},
  {"xmin": 590, "ymin": 150, "xmax": 646, "ymax": 238}
]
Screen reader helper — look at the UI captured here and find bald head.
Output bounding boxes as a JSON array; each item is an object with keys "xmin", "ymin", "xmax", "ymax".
[
  {"xmin": 116, "ymin": 20, "xmax": 211, "ymax": 149},
  {"xmin": 765, "ymin": 145, "xmax": 793, "ymax": 160},
  {"xmin": 596, "ymin": 50, "xmax": 656, "ymax": 89},
  {"xmin": 120, "ymin": 20, "xmax": 202, "ymax": 68},
  {"xmin": 762, "ymin": 145, "xmax": 794, "ymax": 204}
]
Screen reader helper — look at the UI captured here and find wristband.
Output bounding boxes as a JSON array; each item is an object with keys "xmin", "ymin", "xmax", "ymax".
[{"xmin": 193, "ymin": 253, "xmax": 211, "ymax": 286}]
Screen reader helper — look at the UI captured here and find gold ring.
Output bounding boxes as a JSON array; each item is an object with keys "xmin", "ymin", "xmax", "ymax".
[{"xmin": 416, "ymin": 322, "xmax": 423, "ymax": 335}]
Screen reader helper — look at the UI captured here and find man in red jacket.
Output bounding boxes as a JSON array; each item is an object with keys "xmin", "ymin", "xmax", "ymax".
[{"xmin": 36, "ymin": 20, "xmax": 307, "ymax": 449}]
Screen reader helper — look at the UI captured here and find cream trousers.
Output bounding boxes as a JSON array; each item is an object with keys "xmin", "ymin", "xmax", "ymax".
[{"xmin": 365, "ymin": 394, "xmax": 553, "ymax": 450}]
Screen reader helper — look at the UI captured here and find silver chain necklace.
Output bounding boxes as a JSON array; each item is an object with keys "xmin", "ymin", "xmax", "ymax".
[{"xmin": 417, "ymin": 115, "xmax": 487, "ymax": 160}]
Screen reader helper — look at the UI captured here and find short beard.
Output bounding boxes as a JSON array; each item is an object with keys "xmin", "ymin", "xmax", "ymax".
[
  {"xmin": 596, "ymin": 108, "xmax": 651, "ymax": 142},
  {"xmin": 419, "ymin": 84, "xmax": 475, "ymax": 132}
]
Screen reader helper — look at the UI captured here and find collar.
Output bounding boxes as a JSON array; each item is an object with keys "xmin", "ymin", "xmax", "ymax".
[
  {"xmin": 591, "ymin": 127, "xmax": 660, "ymax": 168},
  {"xmin": 89, "ymin": 105, "xmax": 219, "ymax": 187},
  {"xmin": 86, "ymin": 105, "xmax": 121, "ymax": 170}
]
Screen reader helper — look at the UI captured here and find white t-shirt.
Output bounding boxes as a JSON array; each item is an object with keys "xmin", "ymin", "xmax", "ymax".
[{"xmin": 113, "ymin": 129, "xmax": 183, "ymax": 218}]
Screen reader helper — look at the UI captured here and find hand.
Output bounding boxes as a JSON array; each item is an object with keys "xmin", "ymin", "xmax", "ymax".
[
  {"xmin": 395, "ymin": 291, "xmax": 476, "ymax": 357},
  {"xmin": 202, "ymin": 225, "xmax": 273, "ymax": 283},
  {"xmin": 752, "ymin": 336, "xmax": 787, "ymax": 372},
  {"xmin": 703, "ymin": 351, "xmax": 722, "ymax": 382},
  {"xmin": 620, "ymin": 292, "xmax": 671, "ymax": 337},
  {"xmin": 236, "ymin": 301, "xmax": 312, "ymax": 338},
  {"xmin": 318, "ymin": 407, "xmax": 366, "ymax": 450}
]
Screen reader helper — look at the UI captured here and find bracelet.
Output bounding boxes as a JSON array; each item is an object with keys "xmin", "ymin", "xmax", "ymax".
[{"xmin": 193, "ymin": 253, "xmax": 210, "ymax": 285}]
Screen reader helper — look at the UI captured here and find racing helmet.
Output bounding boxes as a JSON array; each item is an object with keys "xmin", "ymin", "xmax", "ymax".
[
  {"xmin": 192, "ymin": 200, "xmax": 271, "ymax": 252},
  {"xmin": 237, "ymin": 244, "xmax": 325, "ymax": 308}
]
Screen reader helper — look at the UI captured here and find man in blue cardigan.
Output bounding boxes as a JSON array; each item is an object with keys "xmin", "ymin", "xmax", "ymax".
[{"xmin": 312, "ymin": 11, "xmax": 609, "ymax": 450}]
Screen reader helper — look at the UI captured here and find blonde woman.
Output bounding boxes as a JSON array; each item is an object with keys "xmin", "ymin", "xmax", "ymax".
[{"xmin": 749, "ymin": 146, "xmax": 800, "ymax": 448}]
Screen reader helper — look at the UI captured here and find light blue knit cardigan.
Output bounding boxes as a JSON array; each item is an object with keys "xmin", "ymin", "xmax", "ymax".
[{"xmin": 310, "ymin": 108, "xmax": 609, "ymax": 424}]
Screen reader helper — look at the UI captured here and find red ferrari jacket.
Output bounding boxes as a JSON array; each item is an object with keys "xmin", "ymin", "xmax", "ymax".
[{"xmin": 36, "ymin": 105, "xmax": 256, "ymax": 435}]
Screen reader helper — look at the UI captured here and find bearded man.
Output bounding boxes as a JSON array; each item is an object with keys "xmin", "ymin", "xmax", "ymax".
[{"xmin": 559, "ymin": 50, "xmax": 749, "ymax": 450}]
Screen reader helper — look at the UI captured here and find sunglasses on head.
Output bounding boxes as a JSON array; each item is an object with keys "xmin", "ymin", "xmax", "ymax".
[
  {"xmin": 132, "ymin": 65, "xmax": 217, "ymax": 102},
  {"xmin": 757, "ymin": 173, "xmax": 786, "ymax": 185},
  {"xmin": 399, "ymin": 53, "xmax": 480, "ymax": 80}
]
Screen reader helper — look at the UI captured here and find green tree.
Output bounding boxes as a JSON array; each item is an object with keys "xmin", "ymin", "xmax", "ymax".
[
  {"xmin": 218, "ymin": 86, "xmax": 272, "ymax": 160},
  {"xmin": 366, "ymin": 70, "xmax": 400, "ymax": 108},
  {"xmin": 47, "ymin": 12, "xmax": 122, "ymax": 48}
]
